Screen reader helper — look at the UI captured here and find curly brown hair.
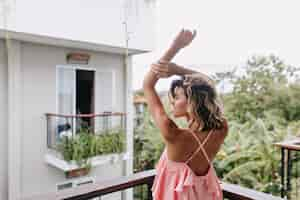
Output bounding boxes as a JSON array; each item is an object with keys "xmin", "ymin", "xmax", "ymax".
[{"xmin": 168, "ymin": 73, "xmax": 225, "ymax": 132}]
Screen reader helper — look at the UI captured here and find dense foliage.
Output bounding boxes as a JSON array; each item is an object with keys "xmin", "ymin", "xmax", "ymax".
[{"xmin": 58, "ymin": 127, "xmax": 126, "ymax": 169}]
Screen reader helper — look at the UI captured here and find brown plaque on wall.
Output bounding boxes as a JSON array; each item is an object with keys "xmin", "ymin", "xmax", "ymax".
[{"xmin": 67, "ymin": 52, "xmax": 90, "ymax": 64}]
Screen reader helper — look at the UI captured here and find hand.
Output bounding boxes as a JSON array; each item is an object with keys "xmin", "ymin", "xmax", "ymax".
[
  {"xmin": 150, "ymin": 61, "xmax": 176, "ymax": 79},
  {"xmin": 172, "ymin": 29, "xmax": 197, "ymax": 50}
]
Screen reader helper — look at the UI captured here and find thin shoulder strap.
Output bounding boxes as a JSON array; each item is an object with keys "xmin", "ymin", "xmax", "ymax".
[
  {"xmin": 202, "ymin": 130, "xmax": 213, "ymax": 146},
  {"xmin": 185, "ymin": 129, "xmax": 214, "ymax": 165}
]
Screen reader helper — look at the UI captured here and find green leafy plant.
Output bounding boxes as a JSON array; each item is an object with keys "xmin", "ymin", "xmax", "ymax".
[{"xmin": 57, "ymin": 127, "xmax": 126, "ymax": 171}]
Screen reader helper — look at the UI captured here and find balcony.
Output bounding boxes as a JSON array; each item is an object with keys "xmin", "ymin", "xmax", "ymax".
[
  {"xmin": 44, "ymin": 112, "xmax": 129, "ymax": 177},
  {"xmin": 38, "ymin": 112, "xmax": 284, "ymax": 199}
]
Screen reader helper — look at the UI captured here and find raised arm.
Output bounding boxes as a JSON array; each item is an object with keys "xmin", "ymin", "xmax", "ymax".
[
  {"xmin": 160, "ymin": 29, "xmax": 196, "ymax": 62},
  {"xmin": 150, "ymin": 29, "xmax": 199, "ymax": 78},
  {"xmin": 143, "ymin": 29, "xmax": 196, "ymax": 143}
]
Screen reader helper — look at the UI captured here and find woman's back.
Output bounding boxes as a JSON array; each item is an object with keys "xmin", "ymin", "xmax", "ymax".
[
  {"xmin": 167, "ymin": 128, "xmax": 227, "ymax": 176},
  {"xmin": 151, "ymin": 128, "xmax": 227, "ymax": 200}
]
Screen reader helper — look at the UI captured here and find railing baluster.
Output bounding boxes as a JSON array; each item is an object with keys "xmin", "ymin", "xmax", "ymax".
[{"xmin": 147, "ymin": 180, "xmax": 153, "ymax": 200}]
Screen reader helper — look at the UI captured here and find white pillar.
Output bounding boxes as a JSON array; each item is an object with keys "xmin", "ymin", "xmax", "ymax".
[
  {"xmin": 123, "ymin": 55, "xmax": 134, "ymax": 200},
  {"xmin": 7, "ymin": 39, "xmax": 22, "ymax": 200}
]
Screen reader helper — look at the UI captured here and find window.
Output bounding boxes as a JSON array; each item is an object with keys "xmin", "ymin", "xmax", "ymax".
[{"xmin": 56, "ymin": 66, "xmax": 95, "ymax": 138}]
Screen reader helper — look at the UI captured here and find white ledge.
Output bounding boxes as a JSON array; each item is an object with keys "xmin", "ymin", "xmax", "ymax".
[
  {"xmin": 0, "ymin": 29, "xmax": 149, "ymax": 55},
  {"xmin": 45, "ymin": 152, "xmax": 131, "ymax": 172}
]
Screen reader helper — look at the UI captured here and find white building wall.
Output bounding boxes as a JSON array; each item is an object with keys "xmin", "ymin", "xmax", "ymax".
[
  {"xmin": 0, "ymin": 39, "xmax": 8, "ymax": 200},
  {"xmin": 20, "ymin": 42, "xmax": 127, "ymax": 199},
  {"xmin": 0, "ymin": 1, "xmax": 155, "ymax": 198}
]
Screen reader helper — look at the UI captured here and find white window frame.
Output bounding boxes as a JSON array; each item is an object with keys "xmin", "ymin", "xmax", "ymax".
[
  {"xmin": 56, "ymin": 65, "xmax": 96, "ymax": 135},
  {"xmin": 55, "ymin": 65, "xmax": 117, "ymax": 133},
  {"xmin": 56, "ymin": 65, "xmax": 97, "ymax": 114}
]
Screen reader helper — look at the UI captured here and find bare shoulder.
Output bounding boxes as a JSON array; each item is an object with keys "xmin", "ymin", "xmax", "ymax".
[
  {"xmin": 160, "ymin": 118, "xmax": 186, "ymax": 144},
  {"xmin": 164, "ymin": 127, "xmax": 189, "ymax": 145},
  {"xmin": 166, "ymin": 119, "xmax": 228, "ymax": 150}
]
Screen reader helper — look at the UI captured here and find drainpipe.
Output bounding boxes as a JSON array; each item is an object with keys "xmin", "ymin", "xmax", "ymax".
[{"xmin": 122, "ymin": 18, "xmax": 135, "ymax": 200}]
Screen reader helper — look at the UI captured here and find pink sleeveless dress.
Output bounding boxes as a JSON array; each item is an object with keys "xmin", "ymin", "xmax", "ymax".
[{"xmin": 151, "ymin": 130, "xmax": 223, "ymax": 200}]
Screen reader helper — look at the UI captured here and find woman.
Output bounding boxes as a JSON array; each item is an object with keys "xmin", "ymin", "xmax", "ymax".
[{"xmin": 143, "ymin": 29, "xmax": 228, "ymax": 200}]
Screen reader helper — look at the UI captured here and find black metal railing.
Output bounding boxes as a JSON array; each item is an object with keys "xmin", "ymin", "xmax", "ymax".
[
  {"xmin": 46, "ymin": 112, "xmax": 126, "ymax": 149},
  {"xmin": 22, "ymin": 169, "xmax": 283, "ymax": 200}
]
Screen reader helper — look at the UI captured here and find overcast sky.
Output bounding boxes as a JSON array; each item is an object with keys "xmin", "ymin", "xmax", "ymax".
[{"xmin": 132, "ymin": 0, "xmax": 300, "ymax": 91}]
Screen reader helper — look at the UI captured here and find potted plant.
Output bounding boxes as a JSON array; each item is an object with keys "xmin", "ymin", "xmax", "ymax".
[{"xmin": 57, "ymin": 127, "xmax": 126, "ymax": 178}]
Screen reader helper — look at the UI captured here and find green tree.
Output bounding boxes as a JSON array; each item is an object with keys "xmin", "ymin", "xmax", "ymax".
[{"xmin": 217, "ymin": 55, "xmax": 300, "ymax": 123}]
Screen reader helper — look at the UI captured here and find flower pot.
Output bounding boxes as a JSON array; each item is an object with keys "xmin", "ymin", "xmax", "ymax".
[{"xmin": 65, "ymin": 167, "xmax": 90, "ymax": 179}]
